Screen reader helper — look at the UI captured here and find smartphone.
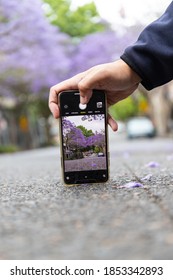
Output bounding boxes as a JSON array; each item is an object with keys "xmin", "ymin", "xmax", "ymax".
[{"xmin": 59, "ymin": 90, "xmax": 109, "ymax": 185}]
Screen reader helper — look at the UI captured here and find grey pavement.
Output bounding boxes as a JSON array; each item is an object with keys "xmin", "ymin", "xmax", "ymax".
[{"xmin": 0, "ymin": 132, "xmax": 173, "ymax": 260}]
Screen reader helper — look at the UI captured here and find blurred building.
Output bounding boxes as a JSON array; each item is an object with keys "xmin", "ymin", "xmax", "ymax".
[{"xmin": 0, "ymin": 97, "xmax": 52, "ymax": 150}]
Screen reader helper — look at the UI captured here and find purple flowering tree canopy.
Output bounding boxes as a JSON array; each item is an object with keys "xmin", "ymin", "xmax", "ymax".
[
  {"xmin": 0, "ymin": 0, "xmax": 140, "ymax": 102},
  {"xmin": 0, "ymin": 0, "xmax": 73, "ymax": 100},
  {"xmin": 62, "ymin": 118, "xmax": 86, "ymax": 150},
  {"xmin": 70, "ymin": 30, "xmax": 136, "ymax": 76},
  {"xmin": 62, "ymin": 116, "xmax": 105, "ymax": 152}
]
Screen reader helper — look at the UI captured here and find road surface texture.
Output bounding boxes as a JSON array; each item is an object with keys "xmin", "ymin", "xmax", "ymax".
[{"xmin": 0, "ymin": 132, "xmax": 173, "ymax": 260}]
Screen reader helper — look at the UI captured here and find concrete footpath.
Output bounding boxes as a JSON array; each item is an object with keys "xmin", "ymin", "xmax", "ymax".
[{"xmin": 0, "ymin": 136, "xmax": 173, "ymax": 259}]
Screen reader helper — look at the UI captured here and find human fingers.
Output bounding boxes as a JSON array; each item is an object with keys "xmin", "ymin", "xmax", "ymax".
[
  {"xmin": 78, "ymin": 76, "xmax": 93, "ymax": 105},
  {"xmin": 79, "ymin": 87, "xmax": 93, "ymax": 105},
  {"xmin": 107, "ymin": 114, "xmax": 118, "ymax": 131},
  {"xmin": 49, "ymin": 85, "xmax": 60, "ymax": 118},
  {"xmin": 49, "ymin": 73, "xmax": 85, "ymax": 118},
  {"xmin": 78, "ymin": 64, "xmax": 109, "ymax": 104}
]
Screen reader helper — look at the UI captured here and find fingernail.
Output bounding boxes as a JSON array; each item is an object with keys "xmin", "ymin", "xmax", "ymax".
[{"xmin": 80, "ymin": 96, "xmax": 87, "ymax": 104}]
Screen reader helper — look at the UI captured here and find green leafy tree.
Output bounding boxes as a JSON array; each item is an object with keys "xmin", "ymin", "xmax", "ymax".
[
  {"xmin": 109, "ymin": 96, "xmax": 138, "ymax": 121},
  {"xmin": 77, "ymin": 125, "xmax": 94, "ymax": 137},
  {"xmin": 43, "ymin": 0, "xmax": 107, "ymax": 37}
]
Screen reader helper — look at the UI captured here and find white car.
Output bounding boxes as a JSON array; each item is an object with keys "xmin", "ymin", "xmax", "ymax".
[
  {"xmin": 97, "ymin": 152, "xmax": 104, "ymax": 157},
  {"xmin": 126, "ymin": 117, "xmax": 156, "ymax": 139}
]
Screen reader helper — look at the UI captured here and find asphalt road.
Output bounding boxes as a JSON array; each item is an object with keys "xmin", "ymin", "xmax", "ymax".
[{"xmin": 0, "ymin": 132, "xmax": 173, "ymax": 260}]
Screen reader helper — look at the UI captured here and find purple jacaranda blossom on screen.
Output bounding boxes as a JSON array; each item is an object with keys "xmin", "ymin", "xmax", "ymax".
[{"xmin": 62, "ymin": 116, "xmax": 105, "ymax": 150}]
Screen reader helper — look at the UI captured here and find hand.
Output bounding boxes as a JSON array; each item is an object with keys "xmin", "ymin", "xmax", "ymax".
[{"xmin": 49, "ymin": 59, "xmax": 141, "ymax": 130}]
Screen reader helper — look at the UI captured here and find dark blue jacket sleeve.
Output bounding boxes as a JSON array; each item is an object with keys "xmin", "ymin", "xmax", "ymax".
[{"xmin": 121, "ymin": 1, "xmax": 173, "ymax": 90}]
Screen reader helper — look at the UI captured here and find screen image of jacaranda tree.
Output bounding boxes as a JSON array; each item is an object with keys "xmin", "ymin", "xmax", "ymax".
[{"xmin": 62, "ymin": 115, "xmax": 106, "ymax": 172}]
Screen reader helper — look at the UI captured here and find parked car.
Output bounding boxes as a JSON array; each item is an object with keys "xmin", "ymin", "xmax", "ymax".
[
  {"xmin": 126, "ymin": 117, "xmax": 156, "ymax": 139},
  {"xmin": 98, "ymin": 152, "xmax": 104, "ymax": 157}
]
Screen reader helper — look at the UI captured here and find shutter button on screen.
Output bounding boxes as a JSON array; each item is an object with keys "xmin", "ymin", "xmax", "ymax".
[{"xmin": 79, "ymin": 103, "xmax": 87, "ymax": 110}]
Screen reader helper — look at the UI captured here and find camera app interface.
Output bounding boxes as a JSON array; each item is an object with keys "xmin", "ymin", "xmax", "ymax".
[{"xmin": 61, "ymin": 95, "xmax": 107, "ymax": 173}]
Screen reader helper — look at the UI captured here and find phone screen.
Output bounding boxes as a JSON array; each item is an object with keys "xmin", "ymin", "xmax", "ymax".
[{"xmin": 59, "ymin": 90, "xmax": 109, "ymax": 185}]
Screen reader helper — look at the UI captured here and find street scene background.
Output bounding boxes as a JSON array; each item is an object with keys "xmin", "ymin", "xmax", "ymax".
[{"xmin": 0, "ymin": 0, "xmax": 173, "ymax": 260}]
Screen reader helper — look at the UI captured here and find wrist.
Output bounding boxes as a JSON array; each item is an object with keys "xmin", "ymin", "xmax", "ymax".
[{"xmin": 120, "ymin": 59, "xmax": 142, "ymax": 84}]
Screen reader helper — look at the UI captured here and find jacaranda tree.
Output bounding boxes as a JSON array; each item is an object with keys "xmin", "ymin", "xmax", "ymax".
[
  {"xmin": 0, "ymin": 0, "xmax": 138, "ymax": 101},
  {"xmin": 70, "ymin": 30, "xmax": 136, "ymax": 76},
  {"xmin": 0, "ymin": 0, "xmax": 73, "ymax": 101},
  {"xmin": 0, "ymin": 0, "xmax": 143, "ymax": 149}
]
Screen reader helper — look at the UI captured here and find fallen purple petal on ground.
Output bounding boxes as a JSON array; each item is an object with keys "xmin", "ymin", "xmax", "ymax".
[
  {"xmin": 146, "ymin": 161, "xmax": 160, "ymax": 168},
  {"xmin": 141, "ymin": 174, "xmax": 152, "ymax": 181},
  {"xmin": 113, "ymin": 181, "xmax": 144, "ymax": 189}
]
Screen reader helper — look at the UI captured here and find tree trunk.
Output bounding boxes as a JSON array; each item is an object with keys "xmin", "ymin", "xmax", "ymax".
[{"xmin": 149, "ymin": 85, "xmax": 171, "ymax": 137}]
